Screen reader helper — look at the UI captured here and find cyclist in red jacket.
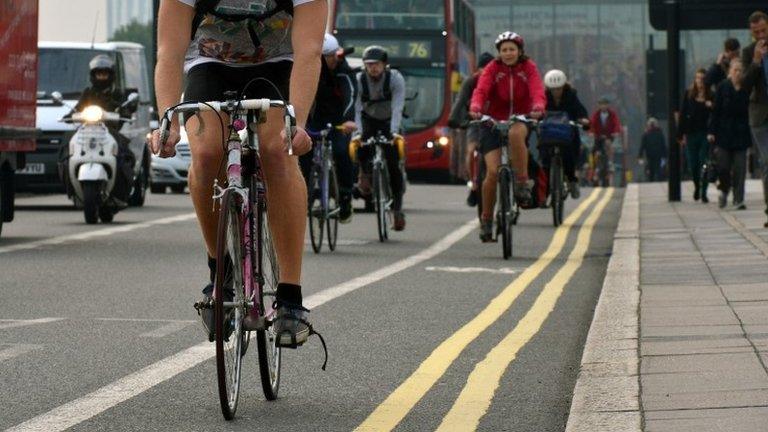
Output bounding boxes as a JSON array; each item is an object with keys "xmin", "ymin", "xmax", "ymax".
[
  {"xmin": 589, "ymin": 96, "xmax": 622, "ymax": 182},
  {"xmin": 469, "ymin": 31, "xmax": 545, "ymax": 242}
]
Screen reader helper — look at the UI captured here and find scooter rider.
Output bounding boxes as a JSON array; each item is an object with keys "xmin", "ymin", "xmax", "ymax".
[
  {"xmin": 67, "ymin": 54, "xmax": 137, "ymax": 205},
  {"xmin": 353, "ymin": 45, "xmax": 407, "ymax": 231}
]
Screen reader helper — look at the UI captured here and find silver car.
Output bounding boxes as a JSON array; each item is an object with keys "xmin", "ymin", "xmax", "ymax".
[{"xmin": 150, "ymin": 128, "xmax": 191, "ymax": 193}]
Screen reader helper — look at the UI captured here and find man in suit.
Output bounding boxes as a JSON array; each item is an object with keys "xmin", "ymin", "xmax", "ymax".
[{"xmin": 741, "ymin": 10, "xmax": 768, "ymax": 226}]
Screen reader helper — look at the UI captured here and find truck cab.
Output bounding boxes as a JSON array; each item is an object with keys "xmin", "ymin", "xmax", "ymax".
[{"xmin": 19, "ymin": 41, "xmax": 152, "ymax": 198}]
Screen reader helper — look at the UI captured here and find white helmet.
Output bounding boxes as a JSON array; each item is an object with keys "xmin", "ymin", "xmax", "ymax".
[
  {"xmin": 322, "ymin": 33, "xmax": 340, "ymax": 56},
  {"xmin": 544, "ymin": 69, "xmax": 567, "ymax": 89}
]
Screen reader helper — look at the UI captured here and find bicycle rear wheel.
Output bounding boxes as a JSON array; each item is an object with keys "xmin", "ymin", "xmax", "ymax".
[
  {"xmin": 498, "ymin": 168, "xmax": 513, "ymax": 259},
  {"xmin": 214, "ymin": 190, "xmax": 246, "ymax": 420},
  {"xmin": 373, "ymin": 164, "xmax": 388, "ymax": 242},
  {"xmin": 551, "ymin": 154, "xmax": 564, "ymax": 227},
  {"xmin": 307, "ymin": 166, "xmax": 324, "ymax": 253},
  {"xmin": 256, "ymin": 206, "xmax": 281, "ymax": 400},
  {"xmin": 327, "ymin": 165, "xmax": 339, "ymax": 251}
]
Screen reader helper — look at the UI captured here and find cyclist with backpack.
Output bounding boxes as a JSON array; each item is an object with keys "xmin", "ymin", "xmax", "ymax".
[
  {"xmin": 469, "ymin": 31, "xmax": 546, "ymax": 242},
  {"xmin": 151, "ymin": 0, "xmax": 326, "ymax": 347},
  {"xmin": 542, "ymin": 69, "xmax": 590, "ymax": 199},
  {"xmin": 353, "ymin": 45, "xmax": 407, "ymax": 231}
]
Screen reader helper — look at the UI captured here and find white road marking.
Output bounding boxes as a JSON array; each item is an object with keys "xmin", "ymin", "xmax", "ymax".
[
  {"xmin": 93, "ymin": 318, "xmax": 196, "ymax": 338},
  {"xmin": 0, "ymin": 213, "xmax": 197, "ymax": 255},
  {"xmin": 0, "ymin": 344, "xmax": 42, "ymax": 362},
  {"xmin": 425, "ymin": 266, "xmax": 521, "ymax": 275},
  {"xmin": 0, "ymin": 318, "xmax": 64, "ymax": 331},
  {"xmin": 4, "ymin": 218, "xmax": 477, "ymax": 432}
]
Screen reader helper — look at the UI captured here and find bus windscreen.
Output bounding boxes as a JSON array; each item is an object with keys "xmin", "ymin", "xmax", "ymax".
[{"xmin": 336, "ymin": 0, "xmax": 445, "ymax": 30}]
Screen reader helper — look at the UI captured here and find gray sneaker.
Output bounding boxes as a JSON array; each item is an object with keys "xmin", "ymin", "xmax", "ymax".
[
  {"xmin": 479, "ymin": 219, "xmax": 494, "ymax": 243},
  {"xmin": 733, "ymin": 201, "xmax": 747, "ymax": 210},
  {"xmin": 273, "ymin": 302, "xmax": 311, "ymax": 347},
  {"xmin": 568, "ymin": 181, "xmax": 581, "ymax": 199}
]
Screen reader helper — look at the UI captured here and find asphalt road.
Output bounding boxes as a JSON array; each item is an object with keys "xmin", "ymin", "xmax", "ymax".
[{"xmin": 0, "ymin": 183, "xmax": 621, "ymax": 431}]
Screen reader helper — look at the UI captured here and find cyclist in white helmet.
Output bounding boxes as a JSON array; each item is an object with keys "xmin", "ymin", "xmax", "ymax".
[{"xmin": 543, "ymin": 69, "xmax": 590, "ymax": 198}]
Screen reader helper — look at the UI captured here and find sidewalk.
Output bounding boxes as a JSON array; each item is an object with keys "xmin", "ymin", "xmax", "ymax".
[{"xmin": 568, "ymin": 180, "xmax": 768, "ymax": 432}]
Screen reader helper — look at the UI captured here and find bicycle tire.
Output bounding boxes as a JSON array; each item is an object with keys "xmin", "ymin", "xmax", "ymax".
[
  {"xmin": 373, "ymin": 164, "xmax": 387, "ymax": 242},
  {"xmin": 498, "ymin": 168, "xmax": 512, "ymax": 259},
  {"xmin": 381, "ymin": 164, "xmax": 392, "ymax": 240},
  {"xmin": 551, "ymin": 154, "xmax": 564, "ymax": 227},
  {"xmin": 214, "ymin": 190, "xmax": 246, "ymax": 420},
  {"xmin": 327, "ymin": 165, "xmax": 339, "ymax": 251},
  {"xmin": 256, "ymin": 205, "xmax": 281, "ymax": 400},
  {"xmin": 307, "ymin": 166, "xmax": 324, "ymax": 253},
  {"xmin": 599, "ymin": 152, "xmax": 609, "ymax": 187}
]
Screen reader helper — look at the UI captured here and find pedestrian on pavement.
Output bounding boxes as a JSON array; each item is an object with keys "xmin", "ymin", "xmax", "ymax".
[
  {"xmin": 679, "ymin": 68, "xmax": 714, "ymax": 201},
  {"xmin": 708, "ymin": 59, "xmax": 751, "ymax": 210},
  {"xmin": 705, "ymin": 38, "xmax": 741, "ymax": 89},
  {"xmin": 638, "ymin": 117, "xmax": 667, "ymax": 182},
  {"xmin": 740, "ymin": 10, "xmax": 768, "ymax": 224}
]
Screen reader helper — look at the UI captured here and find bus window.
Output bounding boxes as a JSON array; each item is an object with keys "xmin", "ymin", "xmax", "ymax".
[
  {"xmin": 336, "ymin": 0, "xmax": 445, "ymax": 30},
  {"xmin": 401, "ymin": 67, "xmax": 444, "ymax": 133}
]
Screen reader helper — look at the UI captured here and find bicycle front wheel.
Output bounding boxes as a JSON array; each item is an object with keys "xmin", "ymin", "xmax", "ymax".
[
  {"xmin": 326, "ymin": 165, "xmax": 339, "ymax": 251},
  {"xmin": 373, "ymin": 164, "xmax": 389, "ymax": 242},
  {"xmin": 307, "ymin": 166, "xmax": 324, "ymax": 253},
  {"xmin": 214, "ymin": 190, "xmax": 246, "ymax": 420},
  {"xmin": 256, "ymin": 206, "xmax": 281, "ymax": 400},
  {"xmin": 551, "ymin": 154, "xmax": 564, "ymax": 227},
  {"xmin": 498, "ymin": 168, "xmax": 513, "ymax": 259}
]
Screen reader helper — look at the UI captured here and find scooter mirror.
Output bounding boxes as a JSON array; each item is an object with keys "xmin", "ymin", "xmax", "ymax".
[
  {"xmin": 51, "ymin": 91, "xmax": 63, "ymax": 104},
  {"xmin": 126, "ymin": 92, "xmax": 139, "ymax": 104}
]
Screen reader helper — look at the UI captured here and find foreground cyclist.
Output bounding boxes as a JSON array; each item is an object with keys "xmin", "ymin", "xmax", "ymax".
[
  {"xmin": 542, "ymin": 69, "xmax": 590, "ymax": 199},
  {"xmin": 353, "ymin": 45, "xmax": 407, "ymax": 231},
  {"xmin": 151, "ymin": 0, "xmax": 326, "ymax": 347},
  {"xmin": 300, "ymin": 33, "xmax": 357, "ymax": 223},
  {"xmin": 469, "ymin": 31, "xmax": 545, "ymax": 242}
]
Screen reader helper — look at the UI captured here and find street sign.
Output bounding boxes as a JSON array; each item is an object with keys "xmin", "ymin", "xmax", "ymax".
[{"xmin": 649, "ymin": 0, "xmax": 766, "ymax": 30}]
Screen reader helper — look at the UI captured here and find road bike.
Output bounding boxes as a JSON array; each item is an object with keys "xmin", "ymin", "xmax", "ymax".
[
  {"xmin": 306, "ymin": 124, "xmax": 343, "ymax": 253},
  {"xmin": 361, "ymin": 133, "xmax": 394, "ymax": 242},
  {"xmin": 592, "ymin": 136, "xmax": 611, "ymax": 187},
  {"xmin": 159, "ymin": 93, "xmax": 293, "ymax": 419},
  {"xmin": 539, "ymin": 118, "xmax": 583, "ymax": 227}
]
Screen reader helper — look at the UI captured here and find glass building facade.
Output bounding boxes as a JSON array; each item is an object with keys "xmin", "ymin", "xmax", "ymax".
[{"xmin": 469, "ymin": 0, "xmax": 749, "ymax": 178}]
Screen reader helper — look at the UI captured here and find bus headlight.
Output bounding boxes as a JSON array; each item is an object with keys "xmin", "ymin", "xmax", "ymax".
[
  {"xmin": 82, "ymin": 105, "xmax": 104, "ymax": 122},
  {"xmin": 437, "ymin": 136, "xmax": 450, "ymax": 146}
]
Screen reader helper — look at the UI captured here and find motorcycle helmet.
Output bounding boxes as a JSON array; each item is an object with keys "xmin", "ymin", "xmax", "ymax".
[
  {"xmin": 544, "ymin": 69, "xmax": 567, "ymax": 89},
  {"xmin": 363, "ymin": 45, "xmax": 388, "ymax": 63},
  {"xmin": 495, "ymin": 31, "xmax": 524, "ymax": 51},
  {"xmin": 89, "ymin": 54, "xmax": 115, "ymax": 90}
]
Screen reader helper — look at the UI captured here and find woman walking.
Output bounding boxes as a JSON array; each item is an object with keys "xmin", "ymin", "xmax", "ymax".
[
  {"xmin": 679, "ymin": 68, "xmax": 714, "ymax": 202},
  {"xmin": 708, "ymin": 59, "xmax": 752, "ymax": 210}
]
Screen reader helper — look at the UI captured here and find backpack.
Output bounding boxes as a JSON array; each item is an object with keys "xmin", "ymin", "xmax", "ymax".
[
  {"xmin": 191, "ymin": 0, "xmax": 294, "ymax": 39},
  {"xmin": 539, "ymin": 111, "xmax": 574, "ymax": 146}
]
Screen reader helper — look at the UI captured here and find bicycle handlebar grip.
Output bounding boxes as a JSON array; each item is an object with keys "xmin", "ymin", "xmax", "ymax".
[{"xmin": 157, "ymin": 116, "xmax": 170, "ymax": 155}]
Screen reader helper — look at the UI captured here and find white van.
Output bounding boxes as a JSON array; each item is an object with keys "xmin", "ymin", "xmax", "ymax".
[{"xmin": 20, "ymin": 41, "xmax": 151, "ymax": 205}]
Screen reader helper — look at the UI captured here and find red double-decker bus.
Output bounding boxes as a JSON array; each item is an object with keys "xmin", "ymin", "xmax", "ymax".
[{"xmin": 332, "ymin": 0, "xmax": 476, "ymax": 182}]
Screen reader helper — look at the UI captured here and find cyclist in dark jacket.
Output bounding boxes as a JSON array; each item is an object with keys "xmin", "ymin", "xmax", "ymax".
[
  {"xmin": 302, "ymin": 34, "xmax": 358, "ymax": 222},
  {"xmin": 543, "ymin": 69, "xmax": 590, "ymax": 199},
  {"xmin": 708, "ymin": 59, "xmax": 751, "ymax": 209}
]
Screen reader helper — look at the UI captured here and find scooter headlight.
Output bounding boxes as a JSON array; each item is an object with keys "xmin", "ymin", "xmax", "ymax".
[{"xmin": 82, "ymin": 105, "xmax": 104, "ymax": 122}]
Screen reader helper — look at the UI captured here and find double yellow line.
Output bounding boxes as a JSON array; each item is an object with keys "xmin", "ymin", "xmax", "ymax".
[{"xmin": 356, "ymin": 188, "xmax": 613, "ymax": 432}]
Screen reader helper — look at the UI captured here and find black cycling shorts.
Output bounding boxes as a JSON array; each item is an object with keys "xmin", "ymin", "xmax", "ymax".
[
  {"xmin": 184, "ymin": 61, "xmax": 292, "ymax": 107},
  {"xmin": 477, "ymin": 124, "xmax": 531, "ymax": 155}
]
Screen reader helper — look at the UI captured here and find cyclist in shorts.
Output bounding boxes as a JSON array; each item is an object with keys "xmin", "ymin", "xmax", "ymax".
[
  {"xmin": 469, "ymin": 31, "xmax": 545, "ymax": 242},
  {"xmin": 151, "ymin": 0, "xmax": 327, "ymax": 348}
]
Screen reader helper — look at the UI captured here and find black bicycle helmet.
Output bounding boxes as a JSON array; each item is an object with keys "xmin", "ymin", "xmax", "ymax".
[
  {"xmin": 88, "ymin": 54, "xmax": 115, "ymax": 89},
  {"xmin": 362, "ymin": 45, "xmax": 388, "ymax": 63}
]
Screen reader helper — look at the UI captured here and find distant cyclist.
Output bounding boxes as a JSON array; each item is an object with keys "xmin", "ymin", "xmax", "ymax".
[
  {"xmin": 448, "ymin": 52, "xmax": 495, "ymax": 207},
  {"xmin": 542, "ymin": 69, "xmax": 590, "ymax": 199},
  {"xmin": 353, "ymin": 45, "xmax": 407, "ymax": 231},
  {"xmin": 589, "ymin": 96, "xmax": 622, "ymax": 183},
  {"xmin": 469, "ymin": 31, "xmax": 546, "ymax": 242},
  {"xmin": 301, "ymin": 33, "xmax": 357, "ymax": 223}
]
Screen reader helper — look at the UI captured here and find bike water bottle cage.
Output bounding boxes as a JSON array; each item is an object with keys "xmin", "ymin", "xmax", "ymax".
[{"xmin": 191, "ymin": 0, "xmax": 294, "ymax": 39}]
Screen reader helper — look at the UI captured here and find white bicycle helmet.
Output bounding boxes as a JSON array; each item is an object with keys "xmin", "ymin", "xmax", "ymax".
[
  {"xmin": 544, "ymin": 69, "xmax": 567, "ymax": 89},
  {"xmin": 494, "ymin": 31, "xmax": 524, "ymax": 50}
]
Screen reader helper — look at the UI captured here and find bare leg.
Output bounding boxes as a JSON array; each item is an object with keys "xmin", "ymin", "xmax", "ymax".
[
  {"xmin": 258, "ymin": 109, "xmax": 307, "ymax": 285},
  {"xmin": 481, "ymin": 148, "xmax": 501, "ymax": 220},
  {"xmin": 508, "ymin": 123, "xmax": 529, "ymax": 180}
]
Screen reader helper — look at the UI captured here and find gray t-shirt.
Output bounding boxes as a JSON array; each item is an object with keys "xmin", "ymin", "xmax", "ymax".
[
  {"xmin": 176, "ymin": 0, "xmax": 315, "ymax": 73},
  {"xmin": 355, "ymin": 69, "xmax": 406, "ymax": 134}
]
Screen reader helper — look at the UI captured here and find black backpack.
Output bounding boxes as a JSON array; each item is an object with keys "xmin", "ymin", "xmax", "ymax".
[{"xmin": 191, "ymin": 0, "xmax": 294, "ymax": 40}]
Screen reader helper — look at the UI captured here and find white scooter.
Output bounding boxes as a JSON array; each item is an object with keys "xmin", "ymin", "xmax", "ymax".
[{"xmin": 53, "ymin": 91, "xmax": 137, "ymax": 224}]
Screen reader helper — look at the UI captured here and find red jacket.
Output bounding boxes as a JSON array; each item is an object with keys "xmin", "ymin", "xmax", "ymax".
[
  {"xmin": 470, "ymin": 58, "xmax": 546, "ymax": 120},
  {"xmin": 590, "ymin": 108, "xmax": 622, "ymax": 138}
]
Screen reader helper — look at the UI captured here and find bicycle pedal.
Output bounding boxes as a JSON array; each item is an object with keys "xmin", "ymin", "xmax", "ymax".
[{"xmin": 193, "ymin": 299, "xmax": 213, "ymax": 311}]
